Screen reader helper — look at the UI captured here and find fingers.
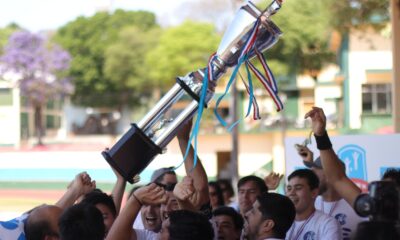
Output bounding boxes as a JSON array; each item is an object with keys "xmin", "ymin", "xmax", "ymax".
[
  {"xmin": 136, "ymin": 184, "xmax": 167, "ymax": 205},
  {"xmin": 304, "ymin": 106, "xmax": 325, "ymax": 119}
]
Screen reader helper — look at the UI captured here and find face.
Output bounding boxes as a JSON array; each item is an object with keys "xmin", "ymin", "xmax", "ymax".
[
  {"xmin": 159, "ymin": 218, "xmax": 170, "ymax": 240},
  {"xmin": 140, "ymin": 204, "xmax": 162, "ymax": 232},
  {"xmin": 219, "ymin": 183, "xmax": 232, "ymax": 203},
  {"xmin": 95, "ymin": 203, "xmax": 116, "ymax": 234},
  {"xmin": 238, "ymin": 181, "xmax": 261, "ymax": 215},
  {"xmin": 214, "ymin": 215, "xmax": 241, "ymax": 240},
  {"xmin": 244, "ymin": 201, "xmax": 263, "ymax": 240},
  {"xmin": 160, "ymin": 191, "xmax": 179, "ymax": 221},
  {"xmin": 312, "ymin": 168, "xmax": 327, "ymax": 195},
  {"xmin": 286, "ymin": 177, "xmax": 318, "ymax": 215},
  {"xmin": 209, "ymin": 185, "xmax": 219, "ymax": 209}
]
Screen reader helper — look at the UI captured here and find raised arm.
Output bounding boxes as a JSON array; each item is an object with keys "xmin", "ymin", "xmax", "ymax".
[
  {"xmin": 55, "ymin": 172, "xmax": 96, "ymax": 209},
  {"xmin": 106, "ymin": 183, "xmax": 166, "ymax": 240},
  {"xmin": 177, "ymin": 120, "xmax": 209, "ymax": 209},
  {"xmin": 110, "ymin": 165, "xmax": 127, "ymax": 215},
  {"xmin": 305, "ymin": 107, "xmax": 361, "ymax": 206}
]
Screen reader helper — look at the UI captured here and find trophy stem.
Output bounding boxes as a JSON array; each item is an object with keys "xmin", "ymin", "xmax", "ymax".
[
  {"xmin": 154, "ymin": 100, "xmax": 199, "ymax": 148},
  {"xmin": 138, "ymin": 83, "xmax": 185, "ymax": 132}
]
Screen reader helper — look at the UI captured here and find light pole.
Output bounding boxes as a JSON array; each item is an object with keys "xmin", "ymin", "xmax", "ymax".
[{"xmin": 391, "ymin": 0, "xmax": 400, "ymax": 132}]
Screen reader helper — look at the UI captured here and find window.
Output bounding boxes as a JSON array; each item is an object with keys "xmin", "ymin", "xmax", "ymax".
[
  {"xmin": 362, "ymin": 83, "xmax": 392, "ymax": 114},
  {"xmin": 0, "ymin": 88, "xmax": 13, "ymax": 106}
]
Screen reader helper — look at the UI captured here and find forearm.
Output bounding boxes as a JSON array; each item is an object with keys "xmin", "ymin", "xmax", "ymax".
[
  {"xmin": 111, "ymin": 178, "xmax": 126, "ymax": 214},
  {"xmin": 106, "ymin": 197, "xmax": 141, "ymax": 240},
  {"xmin": 319, "ymin": 146, "xmax": 361, "ymax": 206},
  {"xmin": 178, "ymin": 140, "xmax": 209, "ymax": 206},
  {"xmin": 55, "ymin": 188, "xmax": 81, "ymax": 209}
]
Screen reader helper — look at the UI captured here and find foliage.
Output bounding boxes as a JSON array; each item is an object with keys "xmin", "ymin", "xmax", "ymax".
[
  {"xmin": 146, "ymin": 21, "xmax": 221, "ymax": 89},
  {"xmin": 0, "ymin": 31, "xmax": 72, "ymax": 106},
  {"xmin": 329, "ymin": 0, "xmax": 390, "ymax": 33},
  {"xmin": 0, "ymin": 31, "xmax": 72, "ymax": 144},
  {"xmin": 0, "ymin": 23, "xmax": 21, "ymax": 54},
  {"xmin": 255, "ymin": 0, "xmax": 390, "ymax": 79},
  {"xmin": 54, "ymin": 10, "xmax": 158, "ymax": 107},
  {"xmin": 104, "ymin": 26, "xmax": 161, "ymax": 104},
  {"xmin": 263, "ymin": 0, "xmax": 335, "ymax": 78}
]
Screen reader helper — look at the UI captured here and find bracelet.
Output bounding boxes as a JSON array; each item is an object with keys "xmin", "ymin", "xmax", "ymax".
[
  {"xmin": 314, "ymin": 130, "xmax": 332, "ymax": 150},
  {"xmin": 132, "ymin": 193, "xmax": 143, "ymax": 206}
]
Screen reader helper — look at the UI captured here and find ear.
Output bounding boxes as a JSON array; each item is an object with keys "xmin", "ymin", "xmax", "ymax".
[
  {"xmin": 261, "ymin": 219, "xmax": 275, "ymax": 232},
  {"xmin": 311, "ymin": 188, "xmax": 319, "ymax": 199}
]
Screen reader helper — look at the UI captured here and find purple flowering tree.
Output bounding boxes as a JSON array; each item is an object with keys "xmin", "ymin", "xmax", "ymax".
[{"xmin": 0, "ymin": 31, "xmax": 73, "ymax": 145}]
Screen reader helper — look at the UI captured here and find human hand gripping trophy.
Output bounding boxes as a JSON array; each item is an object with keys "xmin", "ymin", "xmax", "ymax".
[{"xmin": 102, "ymin": 0, "xmax": 285, "ymax": 183}]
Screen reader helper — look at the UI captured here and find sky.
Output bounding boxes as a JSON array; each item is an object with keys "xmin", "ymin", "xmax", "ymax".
[{"xmin": 0, "ymin": 0, "xmax": 190, "ymax": 32}]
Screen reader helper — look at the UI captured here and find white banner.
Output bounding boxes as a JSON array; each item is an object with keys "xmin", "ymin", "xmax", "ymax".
[{"xmin": 285, "ymin": 133, "xmax": 400, "ymax": 192}]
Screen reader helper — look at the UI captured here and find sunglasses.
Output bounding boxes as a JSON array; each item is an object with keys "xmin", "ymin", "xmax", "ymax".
[{"xmin": 153, "ymin": 182, "xmax": 177, "ymax": 191}]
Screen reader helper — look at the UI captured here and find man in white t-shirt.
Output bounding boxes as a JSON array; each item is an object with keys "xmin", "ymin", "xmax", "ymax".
[
  {"xmin": 285, "ymin": 169, "xmax": 340, "ymax": 240},
  {"xmin": 296, "ymin": 147, "xmax": 366, "ymax": 240}
]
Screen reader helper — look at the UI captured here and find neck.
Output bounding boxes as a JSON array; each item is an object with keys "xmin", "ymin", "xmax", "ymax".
[
  {"xmin": 295, "ymin": 206, "xmax": 315, "ymax": 221},
  {"xmin": 257, "ymin": 233, "xmax": 275, "ymax": 240},
  {"xmin": 321, "ymin": 187, "xmax": 341, "ymax": 202}
]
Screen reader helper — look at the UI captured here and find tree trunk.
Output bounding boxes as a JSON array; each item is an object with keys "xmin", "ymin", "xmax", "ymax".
[{"xmin": 34, "ymin": 105, "xmax": 44, "ymax": 145}]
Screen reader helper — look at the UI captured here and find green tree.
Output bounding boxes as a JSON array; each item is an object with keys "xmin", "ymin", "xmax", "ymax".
[
  {"xmin": 0, "ymin": 23, "xmax": 21, "ymax": 54},
  {"xmin": 264, "ymin": 0, "xmax": 335, "ymax": 79},
  {"xmin": 329, "ymin": 0, "xmax": 390, "ymax": 33},
  {"xmin": 104, "ymin": 26, "xmax": 162, "ymax": 105},
  {"xmin": 146, "ymin": 21, "xmax": 221, "ymax": 88},
  {"xmin": 54, "ymin": 10, "xmax": 158, "ymax": 107}
]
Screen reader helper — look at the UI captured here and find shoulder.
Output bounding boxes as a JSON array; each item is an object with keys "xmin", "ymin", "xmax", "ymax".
[{"xmin": 0, "ymin": 214, "xmax": 28, "ymax": 240}]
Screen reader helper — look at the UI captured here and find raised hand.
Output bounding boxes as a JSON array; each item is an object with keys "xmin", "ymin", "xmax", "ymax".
[
  {"xmin": 264, "ymin": 172, "xmax": 283, "ymax": 191},
  {"xmin": 133, "ymin": 183, "xmax": 167, "ymax": 206},
  {"xmin": 295, "ymin": 144, "xmax": 314, "ymax": 163},
  {"xmin": 304, "ymin": 107, "xmax": 327, "ymax": 136},
  {"xmin": 69, "ymin": 171, "xmax": 96, "ymax": 196},
  {"xmin": 173, "ymin": 176, "xmax": 195, "ymax": 201}
]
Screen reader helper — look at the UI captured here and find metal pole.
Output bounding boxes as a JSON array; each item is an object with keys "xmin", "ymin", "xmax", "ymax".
[
  {"xmin": 229, "ymin": 0, "xmax": 242, "ymax": 187},
  {"xmin": 230, "ymin": 79, "xmax": 239, "ymax": 185},
  {"xmin": 391, "ymin": 0, "xmax": 400, "ymax": 133}
]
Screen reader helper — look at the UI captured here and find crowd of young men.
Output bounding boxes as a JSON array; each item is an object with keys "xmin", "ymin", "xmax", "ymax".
[{"xmin": 1, "ymin": 107, "xmax": 400, "ymax": 240}]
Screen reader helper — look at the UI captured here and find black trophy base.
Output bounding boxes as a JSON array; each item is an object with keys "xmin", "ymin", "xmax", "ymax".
[{"xmin": 102, "ymin": 123, "xmax": 162, "ymax": 184}]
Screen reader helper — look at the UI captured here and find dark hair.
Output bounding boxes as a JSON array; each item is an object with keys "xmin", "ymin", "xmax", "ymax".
[
  {"xmin": 25, "ymin": 219, "xmax": 58, "ymax": 240},
  {"xmin": 217, "ymin": 179, "xmax": 235, "ymax": 198},
  {"xmin": 237, "ymin": 175, "xmax": 268, "ymax": 193},
  {"xmin": 382, "ymin": 168, "xmax": 400, "ymax": 187},
  {"xmin": 81, "ymin": 191, "xmax": 117, "ymax": 217},
  {"xmin": 59, "ymin": 204, "xmax": 105, "ymax": 240},
  {"xmin": 152, "ymin": 167, "xmax": 176, "ymax": 183},
  {"xmin": 288, "ymin": 169, "xmax": 319, "ymax": 190},
  {"xmin": 168, "ymin": 210, "xmax": 214, "ymax": 240},
  {"xmin": 212, "ymin": 206, "xmax": 244, "ymax": 231},
  {"xmin": 257, "ymin": 192, "xmax": 295, "ymax": 238},
  {"xmin": 209, "ymin": 181, "xmax": 225, "ymax": 207}
]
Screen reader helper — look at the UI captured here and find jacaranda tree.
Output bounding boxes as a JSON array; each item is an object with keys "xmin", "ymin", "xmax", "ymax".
[{"xmin": 0, "ymin": 31, "xmax": 72, "ymax": 145}]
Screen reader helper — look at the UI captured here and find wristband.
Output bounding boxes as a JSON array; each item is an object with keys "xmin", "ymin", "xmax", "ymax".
[
  {"xmin": 314, "ymin": 131, "xmax": 332, "ymax": 150},
  {"xmin": 132, "ymin": 193, "xmax": 143, "ymax": 206}
]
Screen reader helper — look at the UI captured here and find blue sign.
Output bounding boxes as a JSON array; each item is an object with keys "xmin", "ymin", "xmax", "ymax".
[{"xmin": 338, "ymin": 144, "xmax": 368, "ymax": 181}]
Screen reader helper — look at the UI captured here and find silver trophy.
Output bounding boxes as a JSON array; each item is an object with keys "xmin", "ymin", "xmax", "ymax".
[{"xmin": 102, "ymin": 0, "xmax": 283, "ymax": 183}]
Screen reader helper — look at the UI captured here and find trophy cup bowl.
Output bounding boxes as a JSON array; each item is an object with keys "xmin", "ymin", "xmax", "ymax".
[{"xmin": 102, "ymin": 0, "xmax": 283, "ymax": 183}]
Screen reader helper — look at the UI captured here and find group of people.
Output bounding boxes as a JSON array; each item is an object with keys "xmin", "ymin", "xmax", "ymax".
[{"xmin": 1, "ymin": 107, "xmax": 399, "ymax": 240}]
